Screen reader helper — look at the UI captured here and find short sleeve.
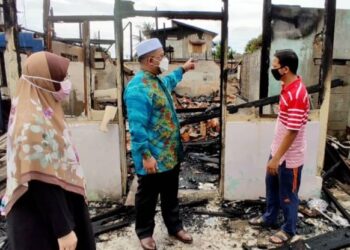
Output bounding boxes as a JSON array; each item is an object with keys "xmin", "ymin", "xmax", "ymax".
[{"xmin": 286, "ymin": 93, "xmax": 308, "ymax": 131}]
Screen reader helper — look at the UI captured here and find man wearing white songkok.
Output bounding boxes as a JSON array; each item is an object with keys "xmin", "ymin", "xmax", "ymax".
[{"xmin": 124, "ymin": 38, "xmax": 195, "ymax": 250}]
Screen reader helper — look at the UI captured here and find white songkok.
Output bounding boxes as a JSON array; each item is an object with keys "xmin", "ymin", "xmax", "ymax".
[{"xmin": 136, "ymin": 38, "xmax": 163, "ymax": 57}]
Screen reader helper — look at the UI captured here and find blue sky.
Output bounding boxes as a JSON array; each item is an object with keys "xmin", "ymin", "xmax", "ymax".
[{"xmin": 16, "ymin": 0, "xmax": 350, "ymax": 56}]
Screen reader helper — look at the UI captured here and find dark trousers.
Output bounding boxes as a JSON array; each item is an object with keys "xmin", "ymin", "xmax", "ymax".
[
  {"xmin": 262, "ymin": 160, "xmax": 303, "ymax": 236},
  {"xmin": 135, "ymin": 165, "xmax": 183, "ymax": 239},
  {"xmin": 7, "ymin": 181, "xmax": 96, "ymax": 250}
]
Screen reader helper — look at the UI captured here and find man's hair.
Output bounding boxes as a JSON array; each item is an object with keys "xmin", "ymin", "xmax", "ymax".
[
  {"xmin": 274, "ymin": 49, "xmax": 299, "ymax": 74},
  {"xmin": 138, "ymin": 55, "xmax": 147, "ymax": 63}
]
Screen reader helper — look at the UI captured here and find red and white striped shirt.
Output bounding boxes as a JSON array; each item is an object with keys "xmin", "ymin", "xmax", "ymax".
[{"xmin": 271, "ymin": 77, "xmax": 310, "ymax": 168}]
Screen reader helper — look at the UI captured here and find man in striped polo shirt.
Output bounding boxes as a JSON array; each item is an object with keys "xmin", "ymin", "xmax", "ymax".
[{"xmin": 249, "ymin": 50, "xmax": 309, "ymax": 244}]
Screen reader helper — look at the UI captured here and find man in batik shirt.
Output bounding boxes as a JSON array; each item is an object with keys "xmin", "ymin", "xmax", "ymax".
[{"xmin": 124, "ymin": 38, "xmax": 195, "ymax": 250}]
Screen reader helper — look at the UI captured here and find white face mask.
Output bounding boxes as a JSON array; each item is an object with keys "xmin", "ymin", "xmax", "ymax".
[
  {"xmin": 21, "ymin": 74, "xmax": 72, "ymax": 102},
  {"xmin": 152, "ymin": 57, "xmax": 169, "ymax": 73},
  {"xmin": 158, "ymin": 57, "xmax": 169, "ymax": 73}
]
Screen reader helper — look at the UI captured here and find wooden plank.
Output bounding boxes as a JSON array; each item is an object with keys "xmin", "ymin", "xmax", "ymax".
[
  {"xmin": 82, "ymin": 21, "xmax": 90, "ymax": 117},
  {"xmin": 43, "ymin": 0, "xmax": 50, "ymax": 50},
  {"xmin": 124, "ymin": 176, "xmax": 138, "ymax": 207}
]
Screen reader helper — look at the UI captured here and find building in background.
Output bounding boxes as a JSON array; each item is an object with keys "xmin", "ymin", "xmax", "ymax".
[{"xmin": 149, "ymin": 20, "xmax": 217, "ymax": 61}]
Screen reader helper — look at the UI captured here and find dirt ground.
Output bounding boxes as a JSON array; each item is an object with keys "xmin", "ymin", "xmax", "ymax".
[{"xmin": 95, "ymin": 192, "xmax": 339, "ymax": 250}]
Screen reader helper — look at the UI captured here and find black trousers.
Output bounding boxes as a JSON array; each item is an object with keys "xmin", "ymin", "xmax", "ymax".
[{"xmin": 135, "ymin": 165, "xmax": 183, "ymax": 239}]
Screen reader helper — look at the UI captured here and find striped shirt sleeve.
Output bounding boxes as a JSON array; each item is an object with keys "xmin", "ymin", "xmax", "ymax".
[{"xmin": 286, "ymin": 94, "xmax": 308, "ymax": 131}]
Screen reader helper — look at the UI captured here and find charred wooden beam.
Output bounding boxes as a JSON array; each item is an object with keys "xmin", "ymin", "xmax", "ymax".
[
  {"xmin": 179, "ymin": 198, "xmax": 208, "ymax": 208},
  {"xmin": 180, "ymin": 79, "xmax": 344, "ymax": 126},
  {"xmin": 318, "ymin": 0, "xmax": 337, "ymax": 104},
  {"xmin": 219, "ymin": 0, "xmax": 229, "ymax": 195},
  {"xmin": 322, "ymin": 161, "xmax": 341, "ymax": 181},
  {"xmin": 228, "ymin": 79, "xmax": 343, "ymax": 113},
  {"xmin": 128, "ymin": 10, "xmax": 223, "ymax": 20},
  {"xmin": 54, "ymin": 37, "xmax": 115, "ymax": 45},
  {"xmin": 275, "ymin": 228, "xmax": 350, "ymax": 250},
  {"xmin": 323, "ymin": 141, "xmax": 350, "ymax": 184},
  {"xmin": 176, "ymin": 107, "xmax": 208, "ymax": 113},
  {"xmin": 0, "ymin": 52, "xmax": 6, "ymax": 89},
  {"xmin": 48, "ymin": 15, "xmax": 114, "ymax": 23},
  {"xmin": 92, "ymin": 213, "xmax": 134, "ymax": 236},
  {"xmin": 259, "ymin": 0, "xmax": 272, "ymax": 114},
  {"xmin": 91, "ymin": 206, "xmax": 130, "ymax": 222},
  {"xmin": 180, "ymin": 111, "xmax": 219, "ymax": 126},
  {"xmin": 188, "ymin": 153, "xmax": 219, "ymax": 164},
  {"xmin": 3, "ymin": 0, "xmax": 21, "ymax": 77},
  {"xmin": 47, "ymin": 11, "xmax": 223, "ymax": 23},
  {"xmin": 93, "ymin": 220, "xmax": 131, "ymax": 236},
  {"xmin": 323, "ymin": 186, "xmax": 350, "ymax": 223},
  {"xmin": 316, "ymin": 0, "xmax": 337, "ymax": 176},
  {"xmin": 183, "ymin": 138, "xmax": 220, "ymax": 148},
  {"xmin": 91, "ymin": 206, "xmax": 135, "ymax": 236}
]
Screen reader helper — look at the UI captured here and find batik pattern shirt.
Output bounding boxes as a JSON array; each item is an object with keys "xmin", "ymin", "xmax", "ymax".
[{"xmin": 124, "ymin": 68, "xmax": 184, "ymax": 175}]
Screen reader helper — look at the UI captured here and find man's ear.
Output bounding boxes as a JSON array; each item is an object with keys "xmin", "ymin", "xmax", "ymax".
[
  {"xmin": 283, "ymin": 66, "xmax": 290, "ymax": 74},
  {"xmin": 147, "ymin": 57, "xmax": 153, "ymax": 65}
]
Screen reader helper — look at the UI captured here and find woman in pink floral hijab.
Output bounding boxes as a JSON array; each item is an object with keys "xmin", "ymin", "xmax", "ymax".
[{"xmin": 2, "ymin": 52, "xmax": 95, "ymax": 250}]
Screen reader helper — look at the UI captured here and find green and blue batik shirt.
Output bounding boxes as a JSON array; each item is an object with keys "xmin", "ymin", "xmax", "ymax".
[{"xmin": 124, "ymin": 67, "xmax": 184, "ymax": 175}]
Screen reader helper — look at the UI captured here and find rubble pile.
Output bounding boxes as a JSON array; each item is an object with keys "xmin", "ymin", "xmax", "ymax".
[
  {"xmin": 180, "ymin": 118, "xmax": 220, "ymax": 143},
  {"xmin": 179, "ymin": 117, "xmax": 220, "ymax": 190},
  {"xmin": 175, "ymin": 92, "xmax": 220, "ymax": 110},
  {"xmin": 94, "ymin": 194, "xmax": 350, "ymax": 249}
]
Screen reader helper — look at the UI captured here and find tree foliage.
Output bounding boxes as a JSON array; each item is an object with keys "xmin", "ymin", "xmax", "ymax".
[
  {"xmin": 244, "ymin": 34, "xmax": 263, "ymax": 54},
  {"xmin": 213, "ymin": 43, "xmax": 236, "ymax": 59},
  {"xmin": 139, "ymin": 22, "xmax": 154, "ymax": 38}
]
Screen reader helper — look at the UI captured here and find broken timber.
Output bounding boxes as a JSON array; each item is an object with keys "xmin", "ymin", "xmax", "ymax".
[
  {"xmin": 183, "ymin": 138, "xmax": 219, "ymax": 147},
  {"xmin": 91, "ymin": 206, "xmax": 135, "ymax": 236},
  {"xmin": 91, "ymin": 199, "xmax": 208, "ymax": 236},
  {"xmin": 274, "ymin": 228, "xmax": 350, "ymax": 250},
  {"xmin": 322, "ymin": 186, "xmax": 350, "ymax": 223}
]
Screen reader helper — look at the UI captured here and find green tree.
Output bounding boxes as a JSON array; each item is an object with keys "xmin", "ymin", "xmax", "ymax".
[
  {"xmin": 213, "ymin": 43, "xmax": 221, "ymax": 59},
  {"xmin": 213, "ymin": 43, "xmax": 235, "ymax": 59},
  {"xmin": 228, "ymin": 48, "xmax": 236, "ymax": 59},
  {"xmin": 140, "ymin": 22, "xmax": 154, "ymax": 38},
  {"xmin": 245, "ymin": 34, "xmax": 263, "ymax": 53}
]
